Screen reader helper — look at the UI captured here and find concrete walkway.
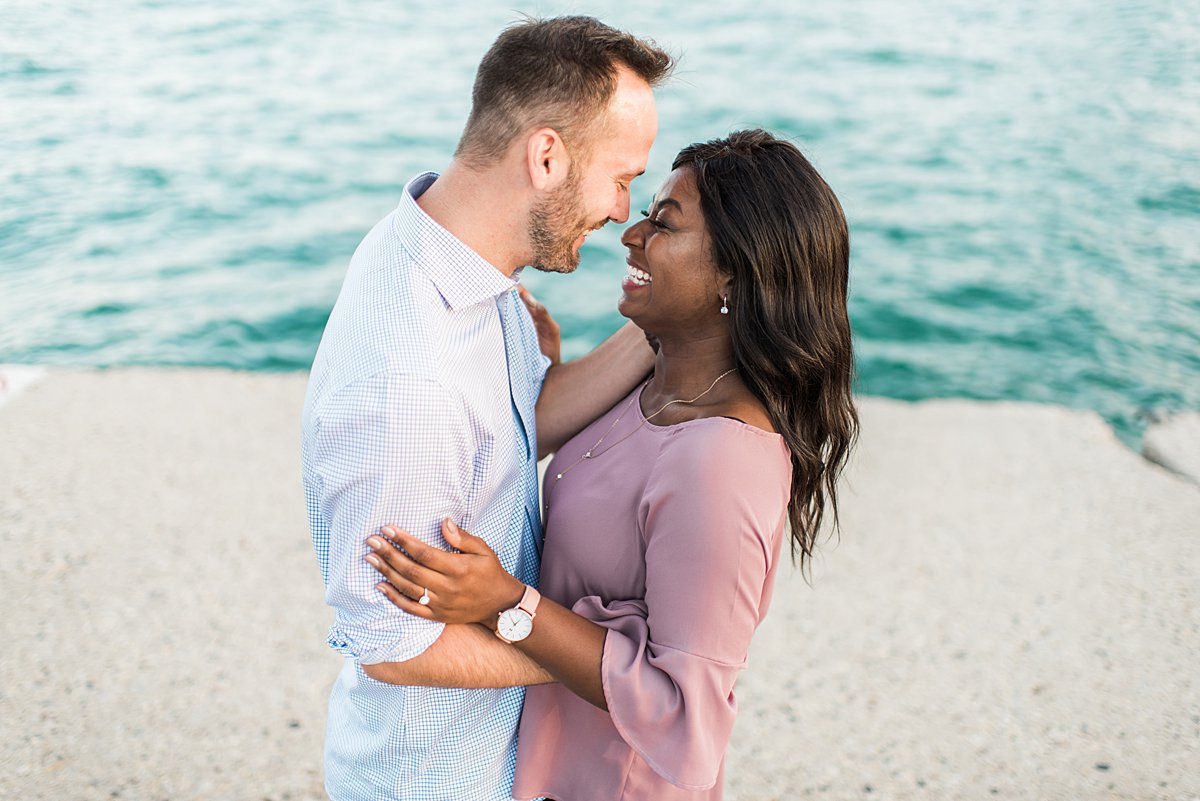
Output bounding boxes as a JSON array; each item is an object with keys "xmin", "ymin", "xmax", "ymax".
[{"xmin": 1, "ymin": 369, "xmax": 1196, "ymax": 800}]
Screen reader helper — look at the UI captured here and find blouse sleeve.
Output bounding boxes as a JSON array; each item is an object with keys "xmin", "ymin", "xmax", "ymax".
[{"xmin": 571, "ymin": 422, "xmax": 792, "ymax": 790}]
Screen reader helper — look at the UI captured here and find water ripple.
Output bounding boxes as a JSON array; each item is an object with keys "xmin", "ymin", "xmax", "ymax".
[{"xmin": 1, "ymin": 0, "xmax": 1197, "ymax": 445}]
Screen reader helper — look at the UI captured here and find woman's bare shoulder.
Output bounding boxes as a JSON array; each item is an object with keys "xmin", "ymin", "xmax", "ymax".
[{"xmin": 705, "ymin": 393, "xmax": 776, "ymax": 434}]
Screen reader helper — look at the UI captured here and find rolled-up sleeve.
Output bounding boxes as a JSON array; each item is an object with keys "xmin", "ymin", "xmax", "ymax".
[
  {"xmin": 310, "ymin": 372, "xmax": 470, "ymax": 664},
  {"xmin": 574, "ymin": 425, "xmax": 789, "ymax": 790}
]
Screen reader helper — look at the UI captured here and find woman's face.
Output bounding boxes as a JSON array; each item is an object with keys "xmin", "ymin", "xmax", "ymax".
[{"xmin": 618, "ymin": 166, "xmax": 729, "ymax": 338}]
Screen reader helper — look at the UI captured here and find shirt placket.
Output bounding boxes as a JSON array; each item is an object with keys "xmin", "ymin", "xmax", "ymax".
[{"xmin": 496, "ymin": 290, "xmax": 543, "ymax": 586}]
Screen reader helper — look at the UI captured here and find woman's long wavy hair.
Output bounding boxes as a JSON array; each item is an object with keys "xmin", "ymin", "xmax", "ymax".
[{"xmin": 674, "ymin": 129, "xmax": 858, "ymax": 575}]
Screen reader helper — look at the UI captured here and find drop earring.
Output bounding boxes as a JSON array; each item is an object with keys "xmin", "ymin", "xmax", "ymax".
[{"xmin": 720, "ymin": 295, "xmax": 729, "ymax": 315}]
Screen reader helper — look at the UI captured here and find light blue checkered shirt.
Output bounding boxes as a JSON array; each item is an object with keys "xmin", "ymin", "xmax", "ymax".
[{"xmin": 301, "ymin": 173, "xmax": 549, "ymax": 800}]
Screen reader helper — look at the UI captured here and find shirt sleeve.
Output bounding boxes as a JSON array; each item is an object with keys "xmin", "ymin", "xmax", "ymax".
[
  {"xmin": 572, "ymin": 423, "xmax": 791, "ymax": 790},
  {"xmin": 309, "ymin": 372, "xmax": 471, "ymax": 664}
]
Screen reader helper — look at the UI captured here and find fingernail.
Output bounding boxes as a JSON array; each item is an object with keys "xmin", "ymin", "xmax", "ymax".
[
  {"xmin": 446, "ymin": 519, "xmax": 459, "ymax": 534},
  {"xmin": 381, "ymin": 526, "xmax": 397, "ymax": 538},
  {"xmin": 365, "ymin": 554, "xmax": 380, "ymax": 567},
  {"xmin": 367, "ymin": 537, "xmax": 382, "ymax": 549}
]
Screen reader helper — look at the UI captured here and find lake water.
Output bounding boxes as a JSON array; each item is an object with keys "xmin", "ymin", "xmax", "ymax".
[{"xmin": 2, "ymin": 0, "xmax": 1197, "ymax": 443}]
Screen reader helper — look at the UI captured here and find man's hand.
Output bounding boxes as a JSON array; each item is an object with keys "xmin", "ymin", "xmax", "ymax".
[
  {"xmin": 361, "ymin": 624, "xmax": 554, "ymax": 688},
  {"xmin": 535, "ymin": 321, "xmax": 655, "ymax": 457},
  {"xmin": 519, "ymin": 285, "xmax": 560, "ymax": 366}
]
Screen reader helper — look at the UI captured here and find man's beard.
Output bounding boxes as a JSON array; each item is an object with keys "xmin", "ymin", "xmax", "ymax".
[{"xmin": 527, "ymin": 166, "xmax": 600, "ymax": 275}]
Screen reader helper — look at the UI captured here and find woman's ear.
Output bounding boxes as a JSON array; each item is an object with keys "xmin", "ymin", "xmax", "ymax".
[
  {"xmin": 525, "ymin": 128, "xmax": 570, "ymax": 192},
  {"xmin": 717, "ymin": 273, "xmax": 734, "ymax": 300}
]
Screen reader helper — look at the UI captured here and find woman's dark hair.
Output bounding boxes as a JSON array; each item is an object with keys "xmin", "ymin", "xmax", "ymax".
[{"xmin": 673, "ymin": 129, "xmax": 858, "ymax": 574}]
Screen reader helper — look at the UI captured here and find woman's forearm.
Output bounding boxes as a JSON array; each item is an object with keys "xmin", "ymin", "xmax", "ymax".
[
  {"xmin": 504, "ymin": 598, "xmax": 609, "ymax": 710},
  {"xmin": 363, "ymin": 522, "xmax": 608, "ymax": 704}
]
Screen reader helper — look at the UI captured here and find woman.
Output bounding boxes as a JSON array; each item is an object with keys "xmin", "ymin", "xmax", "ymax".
[{"xmin": 366, "ymin": 129, "xmax": 857, "ymax": 799}]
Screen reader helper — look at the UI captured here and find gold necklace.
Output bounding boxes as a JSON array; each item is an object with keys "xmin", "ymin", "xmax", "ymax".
[{"xmin": 551, "ymin": 368, "xmax": 738, "ymax": 485}]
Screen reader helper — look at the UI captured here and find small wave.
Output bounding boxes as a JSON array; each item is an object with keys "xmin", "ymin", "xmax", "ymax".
[
  {"xmin": 0, "ymin": 57, "xmax": 69, "ymax": 78},
  {"xmin": 1138, "ymin": 185, "xmax": 1200, "ymax": 215},
  {"xmin": 927, "ymin": 284, "xmax": 1033, "ymax": 314},
  {"xmin": 852, "ymin": 301, "xmax": 970, "ymax": 345},
  {"xmin": 81, "ymin": 303, "xmax": 134, "ymax": 319},
  {"xmin": 848, "ymin": 48, "xmax": 994, "ymax": 73},
  {"xmin": 124, "ymin": 166, "xmax": 170, "ymax": 189}
]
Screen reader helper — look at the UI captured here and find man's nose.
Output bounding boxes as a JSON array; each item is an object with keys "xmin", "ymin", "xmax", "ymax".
[{"xmin": 609, "ymin": 192, "xmax": 631, "ymax": 225}]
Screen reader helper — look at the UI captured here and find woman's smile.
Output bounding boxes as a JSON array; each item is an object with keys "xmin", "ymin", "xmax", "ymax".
[
  {"xmin": 623, "ymin": 258, "xmax": 652, "ymax": 289},
  {"xmin": 617, "ymin": 166, "xmax": 727, "ymax": 332}
]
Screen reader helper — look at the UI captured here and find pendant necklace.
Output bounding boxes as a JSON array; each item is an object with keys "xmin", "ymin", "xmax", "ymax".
[{"xmin": 551, "ymin": 367, "xmax": 738, "ymax": 487}]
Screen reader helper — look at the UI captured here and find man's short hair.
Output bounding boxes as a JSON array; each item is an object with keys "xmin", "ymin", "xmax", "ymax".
[{"xmin": 456, "ymin": 16, "xmax": 674, "ymax": 166}]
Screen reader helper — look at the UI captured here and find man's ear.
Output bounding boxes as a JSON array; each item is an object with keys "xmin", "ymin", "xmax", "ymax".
[{"xmin": 525, "ymin": 128, "xmax": 570, "ymax": 192}]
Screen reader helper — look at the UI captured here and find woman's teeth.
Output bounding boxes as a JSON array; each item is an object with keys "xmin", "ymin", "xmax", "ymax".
[{"xmin": 626, "ymin": 265, "xmax": 652, "ymax": 286}]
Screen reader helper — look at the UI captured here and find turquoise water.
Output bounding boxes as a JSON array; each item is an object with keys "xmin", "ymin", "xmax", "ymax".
[{"xmin": 2, "ymin": 1, "xmax": 1197, "ymax": 442}]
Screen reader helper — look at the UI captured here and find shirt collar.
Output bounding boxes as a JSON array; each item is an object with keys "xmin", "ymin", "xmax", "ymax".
[{"xmin": 393, "ymin": 172, "xmax": 520, "ymax": 310}]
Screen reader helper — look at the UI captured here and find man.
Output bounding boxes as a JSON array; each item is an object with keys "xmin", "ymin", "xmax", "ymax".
[{"xmin": 300, "ymin": 16, "xmax": 674, "ymax": 801}]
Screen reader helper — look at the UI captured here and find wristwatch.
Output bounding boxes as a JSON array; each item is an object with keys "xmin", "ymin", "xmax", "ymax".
[{"xmin": 495, "ymin": 584, "xmax": 541, "ymax": 644}]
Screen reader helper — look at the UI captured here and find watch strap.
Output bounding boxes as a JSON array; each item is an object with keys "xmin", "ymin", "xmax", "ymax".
[{"xmin": 516, "ymin": 584, "xmax": 541, "ymax": 618}]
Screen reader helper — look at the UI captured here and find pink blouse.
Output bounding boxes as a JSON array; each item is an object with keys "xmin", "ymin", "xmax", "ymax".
[{"xmin": 512, "ymin": 385, "xmax": 792, "ymax": 801}]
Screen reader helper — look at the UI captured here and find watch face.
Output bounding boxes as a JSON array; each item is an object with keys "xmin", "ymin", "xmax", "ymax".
[{"xmin": 498, "ymin": 609, "xmax": 533, "ymax": 642}]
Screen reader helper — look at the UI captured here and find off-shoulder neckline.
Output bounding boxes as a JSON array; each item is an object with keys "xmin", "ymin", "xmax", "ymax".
[{"xmin": 634, "ymin": 384, "xmax": 785, "ymax": 440}]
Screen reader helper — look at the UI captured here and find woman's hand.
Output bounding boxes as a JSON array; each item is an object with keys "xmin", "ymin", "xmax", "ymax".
[
  {"xmin": 519, "ymin": 285, "xmax": 561, "ymax": 366},
  {"xmin": 366, "ymin": 518, "xmax": 526, "ymax": 626}
]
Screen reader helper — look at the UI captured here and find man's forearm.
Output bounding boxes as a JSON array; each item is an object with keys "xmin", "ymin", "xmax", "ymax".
[
  {"xmin": 536, "ymin": 321, "xmax": 654, "ymax": 457},
  {"xmin": 361, "ymin": 623, "xmax": 555, "ymax": 688}
]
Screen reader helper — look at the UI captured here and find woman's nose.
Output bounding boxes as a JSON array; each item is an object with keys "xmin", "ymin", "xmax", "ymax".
[{"xmin": 620, "ymin": 218, "xmax": 647, "ymax": 249}]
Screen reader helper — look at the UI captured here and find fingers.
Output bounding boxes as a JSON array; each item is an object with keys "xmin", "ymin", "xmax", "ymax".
[
  {"xmin": 517, "ymin": 286, "xmax": 535, "ymax": 315},
  {"xmin": 374, "ymin": 579, "xmax": 435, "ymax": 620},
  {"xmin": 532, "ymin": 302, "xmax": 558, "ymax": 329},
  {"xmin": 519, "ymin": 286, "xmax": 556, "ymax": 325},
  {"xmin": 517, "ymin": 284, "xmax": 541, "ymax": 309},
  {"xmin": 367, "ymin": 534, "xmax": 440, "ymax": 595},
  {"xmin": 380, "ymin": 525, "xmax": 456, "ymax": 572},
  {"xmin": 364, "ymin": 547, "xmax": 425, "ymax": 601},
  {"xmin": 518, "ymin": 289, "xmax": 561, "ymax": 366},
  {"xmin": 440, "ymin": 518, "xmax": 491, "ymax": 556}
]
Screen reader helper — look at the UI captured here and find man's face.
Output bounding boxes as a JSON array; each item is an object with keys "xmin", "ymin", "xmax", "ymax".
[
  {"xmin": 527, "ymin": 67, "xmax": 659, "ymax": 274},
  {"xmin": 528, "ymin": 159, "xmax": 589, "ymax": 274}
]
